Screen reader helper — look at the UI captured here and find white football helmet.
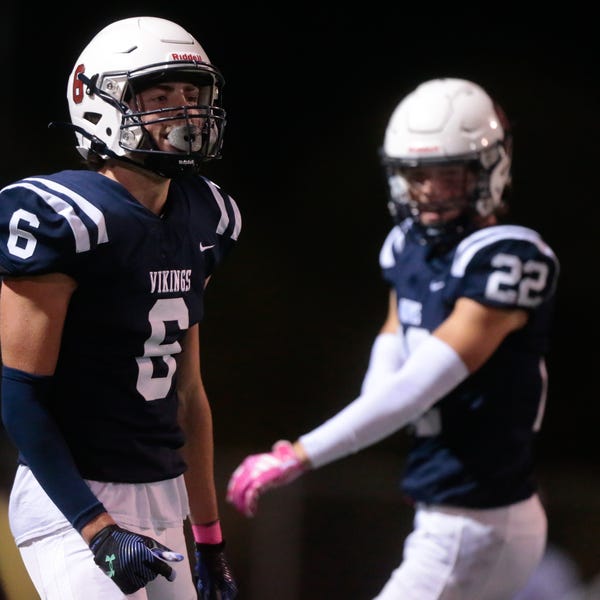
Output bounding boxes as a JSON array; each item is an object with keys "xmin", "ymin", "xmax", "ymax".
[
  {"xmin": 381, "ymin": 78, "xmax": 512, "ymax": 241},
  {"xmin": 66, "ymin": 16, "xmax": 226, "ymax": 177}
]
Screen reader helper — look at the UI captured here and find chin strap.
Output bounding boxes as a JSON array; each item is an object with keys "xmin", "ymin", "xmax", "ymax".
[
  {"xmin": 48, "ymin": 121, "xmax": 112, "ymax": 156},
  {"xmin": 47, "ymin": 120, "xmax": 170, "ymax": 177}
]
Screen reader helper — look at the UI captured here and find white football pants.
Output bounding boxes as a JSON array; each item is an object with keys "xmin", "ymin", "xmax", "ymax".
[
  {"xmin": 373, "ymin": 494, "xmax": 547, "ymax": 600},
  {"xmin": 18, "ymin": 523, "xmax": 196, "ymax": 600}
]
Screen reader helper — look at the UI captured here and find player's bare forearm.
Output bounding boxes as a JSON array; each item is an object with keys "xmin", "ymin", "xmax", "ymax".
[{"xmin": 177, "ymin": 325, "xmax": 220, "ymax": 523}]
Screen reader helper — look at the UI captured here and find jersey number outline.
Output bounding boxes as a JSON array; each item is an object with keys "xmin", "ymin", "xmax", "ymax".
[
  {"xmin": 7, "ymin": 209, "xmax": 39, "ymax": 259},
  {"xmin": 136, "ymin": 298, "xmax": 189, "ymax": 401},
  {"xmin": 485, "ymin": 253, "xmax": 549, "ymax": 307}
]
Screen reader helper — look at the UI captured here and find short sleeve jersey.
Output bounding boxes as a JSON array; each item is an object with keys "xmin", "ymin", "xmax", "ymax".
[
  {"xmin": 379, "ymin": 220, "xmax": 559, "ymax": 508},
  {"xmin": 0, "ymin": 170, "xmax": 241, "ymax": 483}
]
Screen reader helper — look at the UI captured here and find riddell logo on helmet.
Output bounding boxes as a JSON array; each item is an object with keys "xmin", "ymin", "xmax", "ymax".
[
  {"xmin": 171, "ymin": 53, "xmax": 204, "ymax": 62},
  {"xmin": 409, "ymin": 146, "xmax": 441, "ymax": 153}
]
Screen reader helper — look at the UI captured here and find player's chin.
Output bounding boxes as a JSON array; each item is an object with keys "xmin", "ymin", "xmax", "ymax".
[
  {"xmin": 419, "ymin": 210, "xmax": 460, "ymax": 225},
  {"xmin": 419, "ymin": 214, "xmax": 444, "ymax": 226}
]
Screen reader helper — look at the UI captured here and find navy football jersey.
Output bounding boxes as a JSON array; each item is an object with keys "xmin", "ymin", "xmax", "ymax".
[
  {"xmin": 0, "ymin": 170, "xmax": 241, "ymax": 483},
  {"xmin": 380, "ymin": 220, "xmax": 559, "ymax": 508}
]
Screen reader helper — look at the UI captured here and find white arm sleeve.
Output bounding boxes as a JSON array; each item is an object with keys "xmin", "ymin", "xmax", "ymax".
[
  {"xmin": 299, "ymin": 334, "xmax": 469, "ymax": 468},
  {"xmin": 360, "ymin": 332, "xmax": 407, "ymax": 395}
]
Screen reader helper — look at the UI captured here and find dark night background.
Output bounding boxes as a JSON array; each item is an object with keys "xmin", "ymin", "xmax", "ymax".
[{"xmin": 0, "ymin": 3, "xmax": 598, "ymax": 599}]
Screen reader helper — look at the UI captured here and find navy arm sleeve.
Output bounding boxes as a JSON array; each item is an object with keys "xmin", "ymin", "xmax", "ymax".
[{"xmin": 1, "ymin": 366, "xmax": 106, "ymax": 532}]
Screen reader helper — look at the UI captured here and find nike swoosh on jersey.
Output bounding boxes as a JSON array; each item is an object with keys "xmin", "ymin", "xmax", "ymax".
[
  {"xmin": 200, "ymin": 242, "xmax": 216, "ymax": 252},
  {"xmin": 429, "ymin": 280, "xmax": 446, "ymax": 292}
]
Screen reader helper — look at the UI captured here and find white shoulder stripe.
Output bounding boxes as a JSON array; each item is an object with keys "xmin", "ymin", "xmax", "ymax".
[
  {"xmin": 451, "ymin": 225, "xmax": 556, "ymax": 277},
  {"xmin": 26, "ymin": 177, "xmax": 109, "ymax": 244},
  {"xmin": 379, "ymin": 226, "xmax": 405, "ymax": 269},
  {"xmin": 204, "ymin": 179, "xmax": 241, "ymax": 240},
  {"xmin": 5, "ymin": 181, "xmax": 93, "ymax": 253},
  {"xmin": 228, "ymin": 195, "xmax": 242, "ymax": 241}
]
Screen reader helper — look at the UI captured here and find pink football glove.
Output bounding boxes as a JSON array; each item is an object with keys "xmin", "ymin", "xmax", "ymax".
[{"xmin": 226, "ymin": 440, "xmax": 307, "ymax": 517}]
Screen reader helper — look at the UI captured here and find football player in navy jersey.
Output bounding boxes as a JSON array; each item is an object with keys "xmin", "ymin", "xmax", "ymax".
[
  {"xmin": 0, "ymin": 17, "xmax": 239, "ymax": 599},
  {"xmin": 226, "ymin": 78, "xmax": 560, "ymax": 599}
]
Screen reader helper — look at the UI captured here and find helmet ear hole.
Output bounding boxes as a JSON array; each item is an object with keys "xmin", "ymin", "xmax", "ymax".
[{"xmin": 83, "ymin": 112, "xmax": 102, "ymax": 125}]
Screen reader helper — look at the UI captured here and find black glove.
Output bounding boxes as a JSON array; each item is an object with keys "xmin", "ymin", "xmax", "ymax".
[
  {"xmin": 194, "ymin": 541, "xmax": 238, "ymax": 599},
  {"xmin": 89, "ymin": 524, "xmax": 184, "ymax": 594}
]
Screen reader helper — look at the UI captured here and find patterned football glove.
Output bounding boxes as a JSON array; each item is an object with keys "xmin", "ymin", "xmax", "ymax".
[
  {"xmin": 194, "ymin": 540, "xmax": 238, "ymax": 599},
  {"xmin": 89, "ymin": 524, "xmax": 184, "ymax": 594},
  {"xmin": 226, "ymin": 440, "xmax": 307, "ymax": 517}
]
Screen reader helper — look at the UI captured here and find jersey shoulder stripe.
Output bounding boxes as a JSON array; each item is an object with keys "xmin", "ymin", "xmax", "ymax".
[
  {"xmin": 2, "ymin": 177, "xmax": 109, "ymax": 253},
  {"xmin": 451, "ymin": 224, "xmax": 558, "ymax": 277},
  {"xmin": 201, "ymin": 177, "xmax": 242, "ymax": 241},
  {"xmin": 26, "ymin": 177, "xmax": 109, "ymax": 244},
  {"xmin": 379, "ymin": 224, "xmax": 407, "ymax": 269}
]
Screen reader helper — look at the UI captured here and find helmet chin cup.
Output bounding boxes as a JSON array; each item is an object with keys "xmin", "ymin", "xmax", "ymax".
[
  {"xmin": 412, "ymin": 212, "xmax": 475, "ymax": 247},
  {"xmin": 141, "ymin": 152, "xmax": 202, "ymax": 179}
]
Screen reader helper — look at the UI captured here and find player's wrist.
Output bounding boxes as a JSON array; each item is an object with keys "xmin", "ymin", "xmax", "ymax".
[
  {"xmin": 192, "ymin": 519, "xmax": 223, "ymax": 545},
  {"xmin": 292, "ymin": 440, "xmax": 312, "ymax": 468},
  {"xmin": 82, "ymin": 513, "xmax": 117, "ymax": 545}
]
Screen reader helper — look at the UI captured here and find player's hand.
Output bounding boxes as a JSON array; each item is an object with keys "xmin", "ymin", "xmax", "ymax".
[
  {"xmin": 89, "ymin": 524, "xmax": 184, "ymax": 594},
  {"xmin": 194, "ymin": 540, "xmax": 238, "ymax": 599},
  {"xmin": 226, "ymin": 440, "xmax": 307, "ymax": 517}
]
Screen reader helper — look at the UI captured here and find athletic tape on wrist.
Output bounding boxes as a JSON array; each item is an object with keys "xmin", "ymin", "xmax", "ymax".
[{"xmin": 192, "ymin": 520, "xmax": 223, "ymax": 544}]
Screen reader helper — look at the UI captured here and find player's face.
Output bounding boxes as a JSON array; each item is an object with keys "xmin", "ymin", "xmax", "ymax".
[
  {"xmin": 134, "ymin": 82, "xmax": 212, "ymax": 152},
  {"xmin": 405, "ymin": 164, "xmax": 476, "ymax": 225}
]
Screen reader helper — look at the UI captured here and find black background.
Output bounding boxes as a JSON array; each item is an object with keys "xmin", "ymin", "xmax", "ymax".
[{"xmin": 1, "ymin": 3, "xmax": 599, "ymax": 599}]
